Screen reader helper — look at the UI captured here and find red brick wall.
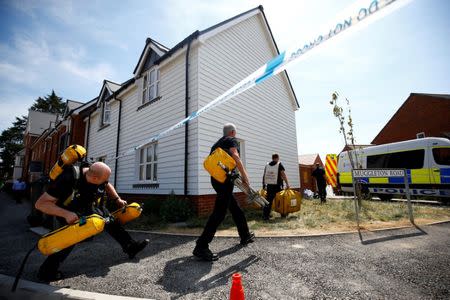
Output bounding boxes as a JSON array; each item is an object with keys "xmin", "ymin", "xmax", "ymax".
[
  {"xmin": 70, "ymin": 115, "xmax": 86, "ymax": 146},
  {"xmin": 372, "ymin": 94, "xmax": 450, "ymax": 145},
  {"xmin": 23, "ymin": 134, "xmax": 38, "ymax": 181}
]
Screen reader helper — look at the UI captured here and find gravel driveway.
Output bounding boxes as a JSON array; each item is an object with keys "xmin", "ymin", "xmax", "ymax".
[{"xmin": 1, "ymin": 193, "xmax": 449, "ymax": 299}]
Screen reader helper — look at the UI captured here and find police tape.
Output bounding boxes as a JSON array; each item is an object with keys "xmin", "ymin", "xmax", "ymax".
[{"xmin": 113, "ymin": 0, "xmax": 409, "ymax": 160}]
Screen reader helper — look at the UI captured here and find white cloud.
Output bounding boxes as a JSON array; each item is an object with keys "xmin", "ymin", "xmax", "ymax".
[
  {"xmin": 0, "ymin": 33, "xmax": 116, "ymax": 85},
  {"xmin": 60, "ymin": 61, "xmax": 115, "ymax": 84},
  {"xmin": 0, "ymin": 62, "xmax": 37, "ymax": 84}
]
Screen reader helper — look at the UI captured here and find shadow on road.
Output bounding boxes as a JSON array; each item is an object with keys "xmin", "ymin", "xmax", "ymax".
[
  {"xmin": 358, "ymin": 224, "xmax": 427, "ymax": 245},
  {"xmin": 158, "ymin": 244, "xmax": 260, "ymax": 299}
]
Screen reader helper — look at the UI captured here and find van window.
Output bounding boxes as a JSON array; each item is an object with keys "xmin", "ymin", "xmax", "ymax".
[
  {"xmin": 367, "ymin": 154, "xmax": 388, "ymax": 168},
  {"xmin": 367, "ymin": 149, "xmax": 424, "ymax": 169},
  {"xmin": 387, "ymin": 149, "xmax": 424, "ymax": 169},
  {"xmin": 433, "ymin": 148, "xmax": 450, "ymax": 165}
]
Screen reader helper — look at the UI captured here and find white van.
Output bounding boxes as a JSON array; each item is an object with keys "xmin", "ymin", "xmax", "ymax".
[{"xmin": 337, "ymin": 137, "xmax": 450, "ymax": 201}]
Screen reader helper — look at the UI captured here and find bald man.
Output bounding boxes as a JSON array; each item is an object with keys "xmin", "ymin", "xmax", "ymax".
[{"xmin": 35, "ymin": 162, "xmax": 148, "ymax": 282}]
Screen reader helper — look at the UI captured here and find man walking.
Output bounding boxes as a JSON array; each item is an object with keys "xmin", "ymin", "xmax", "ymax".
[
  {"xmin": 262, "ymin": 153, "xmax": 290, "ymax": 220},
  {"xmin": 312, "ymin": 163, "xmax": 327, "ymax": 203},
  {"xmin": 193, "ymin": 123, "xmax": 254, "ymax": 261}
]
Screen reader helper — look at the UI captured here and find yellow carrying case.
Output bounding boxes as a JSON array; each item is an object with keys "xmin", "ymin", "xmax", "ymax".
[
  {"xmin": 111, "ymin": 202, "xmax": 142, "ymax": 225},
  {"xmin": 38, "ymin": 214, "xmax": 105, "ymax": 256},
  {"xmin": 203, "ymin": 148, "xmax": 236, "ymax": 183},
  {"xmin": 273, "ymin": 189, "xmax": 302, "ymax": 217}
]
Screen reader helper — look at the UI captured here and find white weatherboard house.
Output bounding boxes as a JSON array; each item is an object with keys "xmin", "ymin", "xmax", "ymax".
[{"xmin": 85, "ymin": 6, "xmax": 300, "ymax": 215}]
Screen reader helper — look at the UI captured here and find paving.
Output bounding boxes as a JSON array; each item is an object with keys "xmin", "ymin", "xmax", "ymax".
[{"xmin": 0, "ymin": 192, "xmax": 449, "ymax": 299}]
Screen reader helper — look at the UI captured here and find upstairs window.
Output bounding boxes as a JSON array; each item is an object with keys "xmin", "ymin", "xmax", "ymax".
[
  {"xmin": 138, "ymin": 143, "xmax": 158, "ymax": 182},
  {"xmin": 142, "ymin": 68, "xmax": 160, "ymax": 104},
  {"xmin": 102, "ymin": 101, "xmax": 111, "ymax": 125}
]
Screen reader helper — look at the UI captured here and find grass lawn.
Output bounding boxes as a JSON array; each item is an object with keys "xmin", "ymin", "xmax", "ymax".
[{"xmin": 126, "ymin": 199, "xmax": 450, "ymax": 236}]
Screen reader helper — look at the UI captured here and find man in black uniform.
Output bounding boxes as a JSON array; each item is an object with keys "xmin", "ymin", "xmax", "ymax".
[
  {"xmin": 35, "ymin": 162, "xmax": 148, "ymax": 281},
  {"xmin": 312, "ymin": 163, "xmax": 327, "ymax": 203},
  {"xmin": 262, "ymin": 153, "xmax": 290, "ymax": 220},
  {"xmin": 193, "ymin": 123, "xmax": 254, "ymax": 261}
]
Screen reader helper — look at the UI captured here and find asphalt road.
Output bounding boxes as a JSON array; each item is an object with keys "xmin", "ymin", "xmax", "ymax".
[{"xmin": 1, "ymin": 192, "xmax": 449, "ymax": 299}]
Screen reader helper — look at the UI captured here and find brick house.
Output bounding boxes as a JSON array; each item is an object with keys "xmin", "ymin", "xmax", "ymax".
[
  {"xmin": 28, "ymin": 100, "xmax": 95, "ymax": 176},
  {"xmin": 372, "ymin": 93, "xmax": 450, "ymax": 145}
]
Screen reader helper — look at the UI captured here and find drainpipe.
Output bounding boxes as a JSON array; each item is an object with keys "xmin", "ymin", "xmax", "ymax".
[
  {"xmin": 184, "ymin": 31, "xmax": 199, "ymax": 197},
  {"xmin": 86, "ymin": 111, "xmax": 92, "ymax": 156},
  {"xmin": 113, "ymin": 95, "xmax": 123, "ymax": 187}
]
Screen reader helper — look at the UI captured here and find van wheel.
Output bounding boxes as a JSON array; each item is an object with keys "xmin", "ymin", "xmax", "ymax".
[{"xmin": 377, "ymin": 194, "xmax": 393, "ymax": 201}]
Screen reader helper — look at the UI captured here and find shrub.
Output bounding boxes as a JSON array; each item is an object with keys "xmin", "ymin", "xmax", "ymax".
[{"xmin": 159, "ymin": 191, "xmax": 193, "ymax": 223}]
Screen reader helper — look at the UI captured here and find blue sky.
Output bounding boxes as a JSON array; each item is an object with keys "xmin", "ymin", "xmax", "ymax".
[{"xmin": 0, "ymin": 0, "xmax": 449, "ymax": 160}]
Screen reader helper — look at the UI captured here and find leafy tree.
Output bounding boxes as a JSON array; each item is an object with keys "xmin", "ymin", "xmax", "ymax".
[
  {"xmin": 30, "ymin": 90, "xmax": 66, "ymax": 115},
  {"xmin": 0, "ymin": 116, "xmax": 27, "ymax": 176}
]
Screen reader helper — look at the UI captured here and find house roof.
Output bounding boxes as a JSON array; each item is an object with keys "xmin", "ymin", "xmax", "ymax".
[
  {"xmin": 63, "ymin": 100, "xmax": 84, "ymax": 117},
  {"xmin": 132, "ymin": 5, "xmax": 299, "ymax": 108},
  {"xmin": 298, "ymin": 154, "xmax": 320, "ymax": 165},
  {"xmin": 96, "ymin": 80, "xmax": 123, "ymax": 107},
  {"xmin": 371, "ymin": 93, "xmax": 450, "ymax": 144}
]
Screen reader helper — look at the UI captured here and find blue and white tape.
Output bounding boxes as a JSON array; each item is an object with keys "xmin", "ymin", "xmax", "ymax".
[{"xmin": 114, "ymin": 0, "xmax": 408, "ymax": 160}]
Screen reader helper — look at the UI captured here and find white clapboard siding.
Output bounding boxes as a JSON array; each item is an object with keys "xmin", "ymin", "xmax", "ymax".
[
  {"xmin": 196, "ymin": 13, "xmax": 299, "ymax": 195},
  {"xmin": 116, "ymin": 46, "xmax": 199, "ymax": 195},
  {"xmin": 86, "ymin": 99, "xmax": 120, "ymax": 184}
]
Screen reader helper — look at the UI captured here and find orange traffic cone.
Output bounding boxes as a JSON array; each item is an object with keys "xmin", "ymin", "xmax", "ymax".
[{"xmin": 230, "ymin": 273, "xmax": 245, "ymax": 300}]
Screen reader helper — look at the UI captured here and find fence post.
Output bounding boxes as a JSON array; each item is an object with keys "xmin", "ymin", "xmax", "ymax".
[{"xmin": 403, "ymin": 169, "xmax": 415, "ymax": 224}]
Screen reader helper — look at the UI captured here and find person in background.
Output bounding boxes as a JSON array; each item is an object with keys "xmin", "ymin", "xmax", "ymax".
[
  {"xmin": 262, "ymin": 153, "xmax": 290, "ymax": 221},
  {"xmin": 12, "ymin": 178, "xmax": 26, "ymax": 204},
  {"xmin": 312, "ymin": 163, "xmax": 327, "ymax": 203}
]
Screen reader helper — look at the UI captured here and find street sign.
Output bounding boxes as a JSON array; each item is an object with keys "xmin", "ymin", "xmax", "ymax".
[
  {"xmin": 352, "ymin": 169, "xmax": 405, "ymax": 178},
  {"xmin": 350, "ymin": 168, "xmax": 414, "ymax": 225}
]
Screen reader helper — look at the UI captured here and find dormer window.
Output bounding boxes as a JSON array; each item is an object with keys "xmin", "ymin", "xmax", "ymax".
[
  {"xmin": 102, "ymin": 101, "xmax": 111, "ymax": 125},
  {"xmin": 142, "ymin": 68, "xmax": 160, "ymax": 104}
]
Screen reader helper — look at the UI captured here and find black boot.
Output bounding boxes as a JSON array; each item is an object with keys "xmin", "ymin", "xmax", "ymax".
[
  {"xmin": 37, "ymin": 269, "xmax": 64, "ymax": 282},
  {"xmin": 125, "ymin": 239, "xmax": 149, "ymax": 259},
  {"xmin": 193, "ymin": 245, "xmax": 218, "ymax": 261},
  {"xmin": 240, "ymin": 232, "xmax": 255, "ymax": 245}
]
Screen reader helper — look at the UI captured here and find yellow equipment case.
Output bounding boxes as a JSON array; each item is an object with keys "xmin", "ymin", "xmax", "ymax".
[
  {"xmin": 38, "ymin": 214, "xmax": 106, "ymax": 256},
  {"xmin": 203, "ymin": 148, "xmax": 236, "ymax": 183},
  {"xmin": 111, "ymin": 202, "xmax": 143, "ymax": 225},
  {"xmin": 273, "ymin": 189, "xmax": 302, "ymax": 217}
]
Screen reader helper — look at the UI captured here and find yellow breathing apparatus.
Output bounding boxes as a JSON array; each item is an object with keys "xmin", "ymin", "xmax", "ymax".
[
  {"xmin": 49, "ymin": 144, "xmax": 87, "ymax": 181},
  {"xmin": 111, "ymin": 202, "xmax": 143, "ymax": 225},
  {"xmin": 203, "ymin": 147, "xmax": 236, "ymax": 183},
  {"xmin": 38, "ymin": 214, "xmax": 105, "ymax": 256},
  {"xmin": 37, "ymin": 203, "xmax": 143, "ymax": 256}
]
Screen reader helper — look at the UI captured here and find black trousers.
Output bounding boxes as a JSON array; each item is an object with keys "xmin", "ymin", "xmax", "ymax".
[
  {"xmin": 38, "ymin": 219, "xmax": 133, "ymax": 276},
  {"xmin": 196, "ymin": 178, "xmax": 250, "ymax": 248},
  {"xmin": 263, "ymin": 185, "xmax": 282, "ymax": 219},
  {"xmin": 317, "ymin": 182, "xmax": 327, "ymax": 201}
]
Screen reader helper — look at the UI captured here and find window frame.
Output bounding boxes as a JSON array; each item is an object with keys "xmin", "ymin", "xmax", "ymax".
[
  {"xmin": 137, "ymin": 143, "xmax": 158, "ymax": 183},
  {"xmin": 101, "ymin": 101, "xmax": 111, "ymax": 126},
  {"xmin": 142, "ymin": 67, "xmax": 160, "ymax": 104}
]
